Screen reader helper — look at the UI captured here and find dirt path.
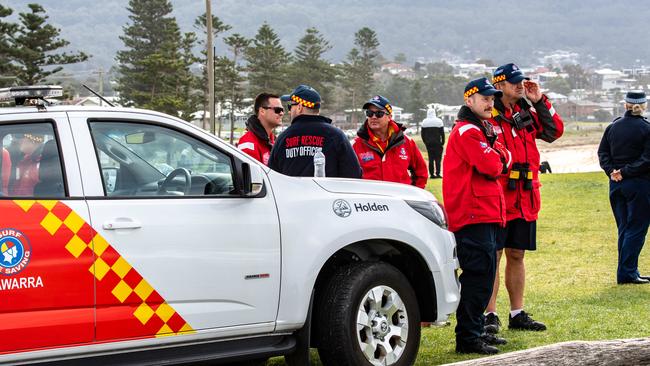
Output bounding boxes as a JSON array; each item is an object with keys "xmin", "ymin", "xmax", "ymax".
[{"xmin": 539, "ymin": 143, "xmax": 601, "ymax": 173}]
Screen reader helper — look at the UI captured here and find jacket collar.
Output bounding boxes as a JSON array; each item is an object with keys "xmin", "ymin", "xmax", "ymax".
[
  {"xmin": 290, "ymin": 114, "xmax": 332, "ymax": 125},
  {"xmin": 356, "ymin": 119, "xmax": 406, "ymax": 154},
  {"xmin": 245, "ymin": 115, "xmax": 272, "ymax": 146}
]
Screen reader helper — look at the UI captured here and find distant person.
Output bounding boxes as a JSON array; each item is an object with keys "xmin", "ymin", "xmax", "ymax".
[
  {"xmin": 421, "ymin": 109, "xmax": 445, "ymax": 178},
  {"xmin": 352, "ymin": 95, "xmax": 428, "ymax": 188},
  {"xmin": 484, "ymin": 63, "xmax": 564, "ymax": 334},
  {"xmin": 1, "ymin": 148, "xmax": 10, "ymax": 195},
  {"xmin": 11, "ymin": 134, "xmax": 43, "ymax": 196},
  {"xmin": 443, "ymin": 78, "xmax": 510, "ymax": 355},
  {"xmin": 268, "ymin": 85, "xmax": 361, "ymax": 178},
  {"xmin": 238, "ymin": 93, "xmax": 284, "ymax": 165},
  {"xmin": 598, "ymin": 91, "xmax": 650, "ymax": 285}
]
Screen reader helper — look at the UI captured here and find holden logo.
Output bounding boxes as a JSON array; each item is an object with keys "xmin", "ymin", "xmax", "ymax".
[{"xmin": 332, "ymin": 199, "xmax": 352, "ymax": 218}]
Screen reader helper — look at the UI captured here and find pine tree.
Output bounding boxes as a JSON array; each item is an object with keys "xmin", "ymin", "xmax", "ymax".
[
  {"xmin": 0, "ymin": 5, "xmax": 18, "ymax": 87},
  {"xmin": 116, "ymin": 0, "xmax": 197, "ymax": 120},
  {"xmin": 245, "ymin": 23, "xmax": 290, "ymax": 96},
  {"xmin": 291, "ymin": 27, "xmax": 337, "ymax": 110},
  {"xmin": 11, "ymin": 4, "xmax": 88, "ymax": 85},
  {"xmin": 223, "ymin": 34, "xmax": 249, "ymax": 143},
  {"xmin": 342, "ymin": 27, "xmax": 381, "ymax": 125}
]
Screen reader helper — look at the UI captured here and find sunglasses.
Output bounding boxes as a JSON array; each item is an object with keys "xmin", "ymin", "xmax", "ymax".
[
  {"xmin": 365, "ymin": 110, "xmax": 387, "ymax": 118},
  {"xmin": 287, "ymin": 103, "xmax": 299, "ymax": 111},
  {"xmin": 261, "ymin": 106, "xmax": 285, "ymax": 114}
]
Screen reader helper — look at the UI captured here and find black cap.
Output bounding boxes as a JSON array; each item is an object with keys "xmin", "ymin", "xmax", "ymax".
[
  {"xmin": 464, "ymin": 77, "xmax": 503, "ymax": 99},
  {"xmin": 625, "ymin": 91, "xmax": 647, "ymax": 104},
  {"xmin": 493, "ymin": 63, "xmax": 530, "ymax": 84}
]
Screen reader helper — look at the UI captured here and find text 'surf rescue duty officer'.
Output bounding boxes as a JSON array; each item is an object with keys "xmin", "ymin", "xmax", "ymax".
[{"xmin": 268, "ymin": 85, "xmax": 361, "ymax": 178}]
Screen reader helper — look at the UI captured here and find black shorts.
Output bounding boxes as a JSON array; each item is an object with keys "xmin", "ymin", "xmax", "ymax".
[{"xmin": 496, "ymin": 219, "xmax": 537, "ymax": 251}]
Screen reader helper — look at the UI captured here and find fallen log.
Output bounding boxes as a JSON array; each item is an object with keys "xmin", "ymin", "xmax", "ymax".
[{"xmin": 446, "ymin": 338, "xmax": 650, "ymax": 366}]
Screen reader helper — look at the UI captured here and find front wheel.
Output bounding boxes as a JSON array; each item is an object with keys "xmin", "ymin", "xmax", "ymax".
[{"xmin": 316, "ymin": 262, "xmax": 421, "ymax": 366}]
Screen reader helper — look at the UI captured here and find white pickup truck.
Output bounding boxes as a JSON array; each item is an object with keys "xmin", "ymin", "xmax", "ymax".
[{"xmin": 0, "ymin": 86, "xmax": 459, "ymax": 366}]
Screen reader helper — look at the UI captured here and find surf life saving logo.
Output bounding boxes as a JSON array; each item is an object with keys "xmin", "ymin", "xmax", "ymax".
[{"xmin": 0, "ymin": 229, "xmax": 31, "ymax": 275}]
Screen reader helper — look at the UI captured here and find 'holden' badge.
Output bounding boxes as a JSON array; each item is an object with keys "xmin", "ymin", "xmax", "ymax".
[{"xmin": 333, "ymin": 199, "xmax": 352, "ymax": 218}]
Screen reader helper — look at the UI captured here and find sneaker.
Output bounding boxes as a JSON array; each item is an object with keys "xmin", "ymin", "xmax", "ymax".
[
  {"xmin": 480, "ymin": 332, "xmax": 507, "ymax": 345},
  {"xmin": 455, "ymin": 338, "xmax": 499, "ymax": 354},
  {"xmin": 484, "ymin": 313, "xmax": 501, "ymax": 334},
  {"xmin": 509, "ymin": 311, "xmax": 547, "ymax": 331}
]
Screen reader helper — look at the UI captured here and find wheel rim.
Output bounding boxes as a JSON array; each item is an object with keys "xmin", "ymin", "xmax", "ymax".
[{"xmin": 356, "ymin": 285, "xmax": 409, "ymax": 366}]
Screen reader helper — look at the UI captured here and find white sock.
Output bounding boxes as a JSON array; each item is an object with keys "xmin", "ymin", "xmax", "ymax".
[
  {"xmin": 510, "ymin": 309, "xmax": 523, "ymax": 318},
  {"xmin": 485, "ymin": 312, "xmax": 497, "ymax": 316}
]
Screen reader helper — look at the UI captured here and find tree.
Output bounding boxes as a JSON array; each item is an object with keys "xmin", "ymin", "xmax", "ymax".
[
  {"xmin": 475, "ymin": 58, "xmax": 496, "ymax": 67},
  {"xmin": 341, "ymin": 27, "xmax": 381, "ymax": 125},
  {"xmin": 245, "ymin": 23, "xmax": 290, "ymax": 97},
  {"xmin": 563, "ymin": 64, "xmax": 589, "ymax": 90},
  {"xmin": 0, "ymin": 5, "xmax": 19, "ymax": 87},
  {"xmin": 394, "ymin": 52, "xmax": 407, "ymax": 64},
  {"xmin": 545, "ymin": 77, "xmax": 572, "ymax": 95},
  {"xmin": 409, "ymin": 80, "xmax": 427, "ymax": 128},
  {"xmin": 290, "ymin": 27, "xmax": 337, "ymax": 110},
  {"xmin": 223, "ymin": 33, "xmax": 249, "ymax": 143},
  {"xmin": 426, "ymin": 61, "xmax": 454, "ymax": 76},
  {"xmin": 11, "ymin": 4, "xmax": 88, "ymax": 85},
  {"xmin": 116, "ymin": 0, "xmax": 197, "ymax": 120}
]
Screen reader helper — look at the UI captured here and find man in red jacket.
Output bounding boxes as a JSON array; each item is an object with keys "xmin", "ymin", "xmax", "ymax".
[
  {"xmin": 443, "ymin": 78, "xmax": 511, "ymax": 354},
  {"xmin": 484, "ymin": 63, "xmax": 564, "ymax": 334},
  {"xmin": 352, "ymin": 95, "xmax": 428, "ymax": 188},
  {"xmin": 238, "ymin": 93, "xmax": 284, "ymax": 165}
]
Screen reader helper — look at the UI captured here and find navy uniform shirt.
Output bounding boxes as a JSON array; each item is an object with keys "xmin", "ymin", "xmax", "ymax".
[
  {"xmin": 598, "ymin": 111, "xmax": 650, "ymax": 179},
  {"xmin": 268, "ymin": 114, "xmax": 362, "ymax": 178}
]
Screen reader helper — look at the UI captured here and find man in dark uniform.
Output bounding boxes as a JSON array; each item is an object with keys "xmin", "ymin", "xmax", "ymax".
[
  {"xmin": 598, "ymin": 90, "xmax": 650, "ymax": 284},
  {"xmin": 443, "ymin": 78, "xmax": 511, "ymax": 354},
  {"xmin": 421, "ymin": 109, "xmax": 445, "ymax": 178},
  {"xmin": 268, "ymin": 85, "xmax": 362, "ymax": 178}
]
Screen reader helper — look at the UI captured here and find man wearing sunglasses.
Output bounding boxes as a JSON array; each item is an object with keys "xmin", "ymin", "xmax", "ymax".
[
  {"xmin": 238, "ymin": 93, "xmax": 284, "ymax": 165},
  {"xmin": 268, "ymin": 84, "xmax": 361, "ymax": 178},
  {"xmin": 352, "ymin": 95, "xmax": 428, "ymax": 188}
]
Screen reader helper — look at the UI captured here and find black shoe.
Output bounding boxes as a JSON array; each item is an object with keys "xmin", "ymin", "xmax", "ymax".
[
  {"xmin": 480, "ymin": 332, "xmax": 507, "ymax": 345},
  {"xmin": 456, "ymin": 338, "xmax": 499, "ymax": 354},
  {"xmin": 484, "ymin": 313, "xmax": 501, "ymax": 334},
  {"xmin": 435, "ymin": 174, "xmax": 443, "ymax": 179},
  {"xmin": 509, "ymin": 311, "xmax": 547, "ymax": 331},
  {"xmin": 618, "ymin": 277, "xmax": 650, "ymax": 284}
]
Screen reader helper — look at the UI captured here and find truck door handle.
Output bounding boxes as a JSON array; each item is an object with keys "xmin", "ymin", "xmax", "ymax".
[{"xmin": 103, "ymin": 218, "xmax": 142, "ymax": 230}]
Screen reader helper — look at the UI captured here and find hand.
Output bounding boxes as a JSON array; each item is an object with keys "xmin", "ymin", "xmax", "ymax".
[
  {"xmin": 610, "ymin": 169, "xmax": 623, "ymax": 182},
  {"xmin": 524, "ymin": 81, "xmax": 543, "ymax": 103}
]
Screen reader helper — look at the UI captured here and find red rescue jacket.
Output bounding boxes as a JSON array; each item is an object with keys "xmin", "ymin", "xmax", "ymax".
[
  {"xmin": 352, "ymin": 120, "xmax": 429, "ymax": 188},
  {"xmin": 489, "ymin": 95, "xmax": 564, "ymax": 221},
  {"xmin": 443, "ymin": 106, "xmax": 510, "ymax": 233}
]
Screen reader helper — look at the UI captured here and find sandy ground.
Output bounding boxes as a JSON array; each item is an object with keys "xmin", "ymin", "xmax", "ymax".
[{"xmin": 539, "ymin": 143, "xmax": 601, "ymax": 173}]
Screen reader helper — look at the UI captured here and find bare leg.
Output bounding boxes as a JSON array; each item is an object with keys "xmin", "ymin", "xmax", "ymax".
[
  {"xmin": 485, "ymin": 249, "xmax": 504, "ymax": 313},
  {"xmin": 504, "ymin": 248, "xmax": 526, "ymax": 311}
]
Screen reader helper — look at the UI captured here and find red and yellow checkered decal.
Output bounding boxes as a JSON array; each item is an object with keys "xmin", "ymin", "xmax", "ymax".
[{"xmin": 11, "ymin": 200, "xmax": 193, "ymax": 344}]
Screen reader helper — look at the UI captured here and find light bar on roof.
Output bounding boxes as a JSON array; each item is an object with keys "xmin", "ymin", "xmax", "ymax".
[{"xmin": 0, "ymin": 85, "xmax": 63, "ymax": 102}]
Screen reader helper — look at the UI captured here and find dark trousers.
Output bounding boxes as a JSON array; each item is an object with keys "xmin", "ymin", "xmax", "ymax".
[
  {"xmin": 454, "ymin": 223, "xmax": 498, "ymax": 343},
  {"xmin": 425, "ymin": 144, "xmax": 443, "ymax": 177},
  {"xmin": 610, "ymin": 178, "xmax": 650, "ymax": 283}
]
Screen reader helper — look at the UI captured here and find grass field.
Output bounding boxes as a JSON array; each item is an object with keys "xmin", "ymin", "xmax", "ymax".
[
  {"xmin": 269, "ymin": 171, "xmax": 650, "ymax": 365},
  {"xmin": 418, "ymin": 171, "xmax": 650, "ymax": 364}
]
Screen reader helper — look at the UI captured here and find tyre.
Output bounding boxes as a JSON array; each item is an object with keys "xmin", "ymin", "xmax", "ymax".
[{"xmin": 316, "ymin": 262, "xmax": 421, "ymax": 366}]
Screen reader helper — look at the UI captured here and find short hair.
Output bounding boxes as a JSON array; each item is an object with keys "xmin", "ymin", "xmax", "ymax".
[{"xmin": 254, "ymin": 93, "xmax": 280, "ymax": 115}]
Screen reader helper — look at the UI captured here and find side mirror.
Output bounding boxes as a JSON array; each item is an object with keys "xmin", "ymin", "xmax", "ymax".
[{"xmin": 241, "ymin": 162, "xmax": 264, "ymax": 197}]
